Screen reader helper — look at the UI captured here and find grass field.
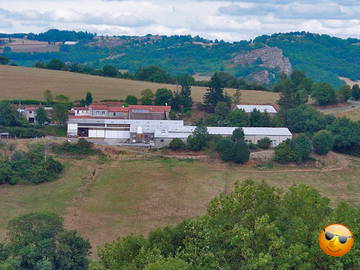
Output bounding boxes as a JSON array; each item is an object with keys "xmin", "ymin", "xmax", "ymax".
[
  {"xmin": 1, "ymin": 149, "xmax": 360, "ymax": 255},
  {"xmin": 331, "ymin": 107, "xmax": 360, "ymax": 121},
  {"xmin": 0, "ymin": 65, "xmax": 279, "ymax": 104}
]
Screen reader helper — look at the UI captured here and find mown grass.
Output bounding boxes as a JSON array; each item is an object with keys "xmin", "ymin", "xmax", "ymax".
[{"xmin": 0, "ymin": 65, "xmax": 279, "ymax": 104}]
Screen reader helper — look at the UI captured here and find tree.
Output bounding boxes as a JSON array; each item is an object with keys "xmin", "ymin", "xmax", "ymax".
[
  {"xmin": 216, "ymin": 138, "xmax": 235, "ymax": 161},
  {"xmin": 0, "ymin": 101, "xmax": 24, "ymax": 127},
  {"xmin": 43, "ymin": 89, "xmax": 53, "ymax": 104},
  {"xmin": 5, "ymin": 212, "xmax": 90, "ymax": 270},
  {"xmin": 311, "ymin": 82, "xmax": 337, "ymax": 106},
  {"xmin": 155, "ymin": 88, "xmax": 173, "ymax": 106},
  {"xmin": 135, "ymin": 66, "xmax": 172, "ymax": 83},
  {"xmin": 55, "ymin": 94, "xmax": 69, "ymax": 104},
  {"xmin": 95, "ymin": 180, "xmax": 360, "ymax": 269},
  {"xmin": 337, "ymin": 85, "xmax": 351, "ymax": 103},
  {"xmin": 141, "ymin": 89, "xmax": 155, "ymax": 105},
  {"xmin": 225, "ymin": 110, "xmax": 249, "ymax": 127},
  {"xmin": 125, "ymin": 95, "xmax": 138, "ymax": 105},
  {"xmin": 102, "ymin": 65, "xmax": 118, "ymax": 77},
  {"xmin": 277, "ymin": 77, "xmax": 299, "ymax": 109},
  {"xmin": 203, "ymin": 73, "xmax": 225, "ymax": 112},
  {"xmin": 257, "ymin": 137, "xmax": 272, "ymax": 149},
  {"xmin": 145, "ymin": 258, "xmax": 190, "ymax": 270},
  {"xmin": 233, "ymin": 140, "xmax": 250, "ymax": 164},
  {"xmin": 178, "ymin": 74, "xmax": 193, "ymax": 110},
  {"xmin": 169, "ymin": 139, "xmax": 185, "ymax": 151},
  {"xmin": 352, "ymin": 84, "xmax": 360, "ymax": 100},
  {"xmin": 46, "ymin": 59, "xmax": 65, "ymax": 70},
  {"xmin": 274, "ymin": 140, "xmax": 296, "ymax": 163},
  {"xmin": 187, "ymin": 126, "xmax": 208, "ymax": 151},
  {"xmin": 231, "ymin": 128, "xmax": 245, "ymax": 143},
  {"xmin": 292, "ymin": 134, "xmax": 312, "ymax": 163},
  {"xmin": 214, "ymin": 102, "xmax": 229, "ymax": 119},
  {"xmin": 53, "ymin": 104, "xmax": 68, "ymax": 126},
  {"xmin": 35, "ymin": 107, "xmax": 49, "ymax": 126},
  {"xmin": 85, "ymin": 92, "xmax": 93, "ymax": 106},
  {"xmin": 313, "ymin": 130, "xmax": 334, "ymax": 155}
]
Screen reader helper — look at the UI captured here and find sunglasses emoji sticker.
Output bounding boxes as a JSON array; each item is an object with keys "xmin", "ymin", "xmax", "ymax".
[{"xmin": 319, "ymin": 224, "xmax": 354, "ymax": 257}]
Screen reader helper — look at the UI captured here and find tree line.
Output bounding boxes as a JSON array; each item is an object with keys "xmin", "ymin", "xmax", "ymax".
[
  {"xmin": 90, "ymin": 180, "xmax": 360, "ymax": 269},
  {"xmin": 33, "ymin": 59, "xmax": 269, "ymax": 90}
]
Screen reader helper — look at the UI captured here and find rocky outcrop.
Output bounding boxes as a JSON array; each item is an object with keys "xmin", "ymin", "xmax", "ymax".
[
  {"xmin": 232, "ymin": 46, "xmax": 292, "ymax": 84},
  {"xmin": 233, "ymin": 46, "xmax": 292, "ymax": 75}
]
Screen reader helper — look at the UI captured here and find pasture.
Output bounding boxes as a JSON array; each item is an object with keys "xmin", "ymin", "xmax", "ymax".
[{"xmin": 0, "ymin": 145, "xmax": 359, "ymax": 255}]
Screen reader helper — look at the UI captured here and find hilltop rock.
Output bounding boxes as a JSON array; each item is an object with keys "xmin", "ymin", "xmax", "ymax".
[{"xmin": 233, "ymin": 46, "xmax": 292, "ymax": 84}]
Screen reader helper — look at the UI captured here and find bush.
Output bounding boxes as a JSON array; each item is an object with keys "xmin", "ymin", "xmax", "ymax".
[
  {"xmin": 313, "ymin": 130, "xmax": 334, "ymax": 155},
  {"xmin": 0, "ymin": 144, "xmax": 63, "ymax": 185},
  {"xmin": 216, "ymin": 138, "xmax": 235, "ymax": 161},
  {"xmin": 169, "ymin": 139, "xmax": 186, "ymax": 151},
  {"xmin": 257, "ymin": 137, "xmax": 272, "ymax": 149},
  {"xmin": 292, "ymin": 134, "xmax": 312, "ymax": 163},
  {"xmin": 233, "ymin": 141, "xmax": 250, "ymax": 164},
  {"xmin": 52, "ymin": 138, "xmax": 98, "ymax": 156},
  {"xmin": 274, "ymin": 140, "xmax": 296, "ymax": 163},
  {"xmin": 125, "ymin": 95, "xmax": 138, "ymax": 105}
]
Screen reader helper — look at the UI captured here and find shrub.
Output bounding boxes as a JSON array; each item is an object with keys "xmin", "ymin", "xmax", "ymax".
[
  {"xmin": 292, "ymin": 134, "xmax": 312, "ymax": 163},
  {"xmin": 312, "ymin": 130, "xmax": 334, "ymax": 155},
  {"xmin": 169, "ymin": 139, "xmax": 186, "ymax": 151},
  {"xmin": 125, "ymin": 95, "xmax": 138, "ymax": 105},
  {"xmin": 52, "ymin": 138, "xmax": 97, "ymax": 156},
  {"xmin": 233, "ymin": 141, "xmax": 250, "ymax": 164},
  {"xmin": 216, "ymin": 138, "xmax": 235, "ymax": 161},
  {"xmin": 257, "ymin": 137, "xmax": 272, "ymax": 149},
  {"xmin": 0, "ymin": 144, "xmax": 63, "ymax": 185},
  {"xmin": 274, "ymin": 140, "xmax": 296, "ymax": 163}
]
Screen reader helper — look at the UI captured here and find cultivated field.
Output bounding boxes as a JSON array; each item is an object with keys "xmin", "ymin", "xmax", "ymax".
[
  {"xmin": 0, "ymin": 65, "xmax": 279, "ymax": 104},
  {"xmin": 0, "ymin": 38, "xmax": 59, "ymax": 53},
  {"xmin": 0, "ymin": 143, "xmax": 359, "ymax": 255}
]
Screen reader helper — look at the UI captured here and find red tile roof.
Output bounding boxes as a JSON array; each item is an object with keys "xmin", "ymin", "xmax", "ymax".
[{"xmin": 72, "ymin": 107, "xmax": 89, "ymax": 111}]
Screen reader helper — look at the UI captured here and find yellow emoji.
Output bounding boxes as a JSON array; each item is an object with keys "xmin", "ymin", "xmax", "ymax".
[{"xmin": 319, "ymin": 224, "xmax": 354, "ymax": 257}]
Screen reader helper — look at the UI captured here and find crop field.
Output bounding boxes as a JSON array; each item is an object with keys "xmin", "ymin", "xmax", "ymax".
[
  {"xmin": 0, "ymin": 145, "xmax": 359, "ymax": 255},
  {"xmin": 0, "ymin": 65, "xmax": 279, "ymax": 104}
]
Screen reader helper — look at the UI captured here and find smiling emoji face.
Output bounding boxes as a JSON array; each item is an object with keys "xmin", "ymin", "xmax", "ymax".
[{"xmin": 319, "ymin": 224, "xmax": 354, "ymax": 257}]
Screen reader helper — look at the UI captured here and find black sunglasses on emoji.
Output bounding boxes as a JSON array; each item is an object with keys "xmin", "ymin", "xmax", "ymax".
[{"xmin": 324, "ymin": 229, "xmax": 353, "ymax": 244}]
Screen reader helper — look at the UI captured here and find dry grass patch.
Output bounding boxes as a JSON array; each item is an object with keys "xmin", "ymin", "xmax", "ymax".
[
  {"xmin": 332, "ymin": 107, "xmax": 360, "ymax": 121},
  {"xmin": 0, "ymin": 65, "xmax": 279, "ymax": 104}
]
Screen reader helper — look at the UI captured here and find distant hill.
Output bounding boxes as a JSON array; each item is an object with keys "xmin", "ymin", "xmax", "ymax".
[
  {"xmin": 1, "ymin": 30, "xmax": 360, "ymax": 87},
  {"xmin": 0, "ymin": 65, "xmax": 279, "ymax": 104}
]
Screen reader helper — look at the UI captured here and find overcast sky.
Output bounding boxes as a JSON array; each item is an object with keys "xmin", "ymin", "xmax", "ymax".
[{"xmin": 0, "ymin": 0, "xmax": 359, "ymax": 41}]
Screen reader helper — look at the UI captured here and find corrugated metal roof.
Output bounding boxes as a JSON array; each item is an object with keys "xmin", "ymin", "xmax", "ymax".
[
  {"xmin": 155, "ymin": 127, "xmax": 292, "ymax": 138},
  {"xmin": 235, "ymin": 105, "xmax": 277, "ymax": 113}
]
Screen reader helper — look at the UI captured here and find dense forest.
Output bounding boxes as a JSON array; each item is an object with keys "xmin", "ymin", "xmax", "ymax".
[{"xmin": 2, "ymin": 30, "xmax": 360, "ymax": 87}]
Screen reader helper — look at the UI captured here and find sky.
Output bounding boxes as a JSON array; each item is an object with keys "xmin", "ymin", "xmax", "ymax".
[{"xmin": 0, "ymin": 0, "xmax": 359, "ymax": 41}]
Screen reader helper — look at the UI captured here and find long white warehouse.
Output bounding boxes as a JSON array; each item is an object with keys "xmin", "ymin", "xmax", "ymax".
[{"xmin": 67, "ymin": 118, "xmax": 292, "ymax": 147}]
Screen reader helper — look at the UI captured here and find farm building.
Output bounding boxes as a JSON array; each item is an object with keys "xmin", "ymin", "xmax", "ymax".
[
  {"xmin": 234, "ymin": 105, "xmax": 277, "ymax": 114},
  {"xmin": 67, "ymin": 117, "xmax": 292, "ymax": 147},
  {"xmin": 154, "ymin": 126, "xmax": 292, "ymax": 148},
  {"xmin": 17, "ymin": 105, "xmax": 53, "ymax": 124},
  {"xmin": 70, "ymin": 104, "xmax": 171, "ymax": 120}
]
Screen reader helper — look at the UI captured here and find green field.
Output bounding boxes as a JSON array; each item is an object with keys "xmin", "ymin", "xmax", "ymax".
[{"xmin": 1, "ymin": 148, "xmax": 360, "ymax": 255}]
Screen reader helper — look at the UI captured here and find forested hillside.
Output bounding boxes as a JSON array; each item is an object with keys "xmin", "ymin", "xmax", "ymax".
[{"xmin": 1, "ymin": 30, "xmax": 360, "ymax": 87}]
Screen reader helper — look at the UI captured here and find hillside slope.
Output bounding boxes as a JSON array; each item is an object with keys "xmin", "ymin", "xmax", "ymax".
[
  {"xmin": 2, "ymin": 31, "xmax": 360, "ymax": 87},
  {"xmin": 0, "ymin": 65, "xmax": 279, "ymax": 104}
]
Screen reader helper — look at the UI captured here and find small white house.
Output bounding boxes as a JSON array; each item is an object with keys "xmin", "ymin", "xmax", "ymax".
[{"xmin": 235, "ymin": 105, "xmax": 277, "ymax": 115}]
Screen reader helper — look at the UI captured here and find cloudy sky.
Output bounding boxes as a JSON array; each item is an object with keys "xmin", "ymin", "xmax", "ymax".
[{"xmin": 0, "ymin": 0, "xmax": 359, "ymax": 41}]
